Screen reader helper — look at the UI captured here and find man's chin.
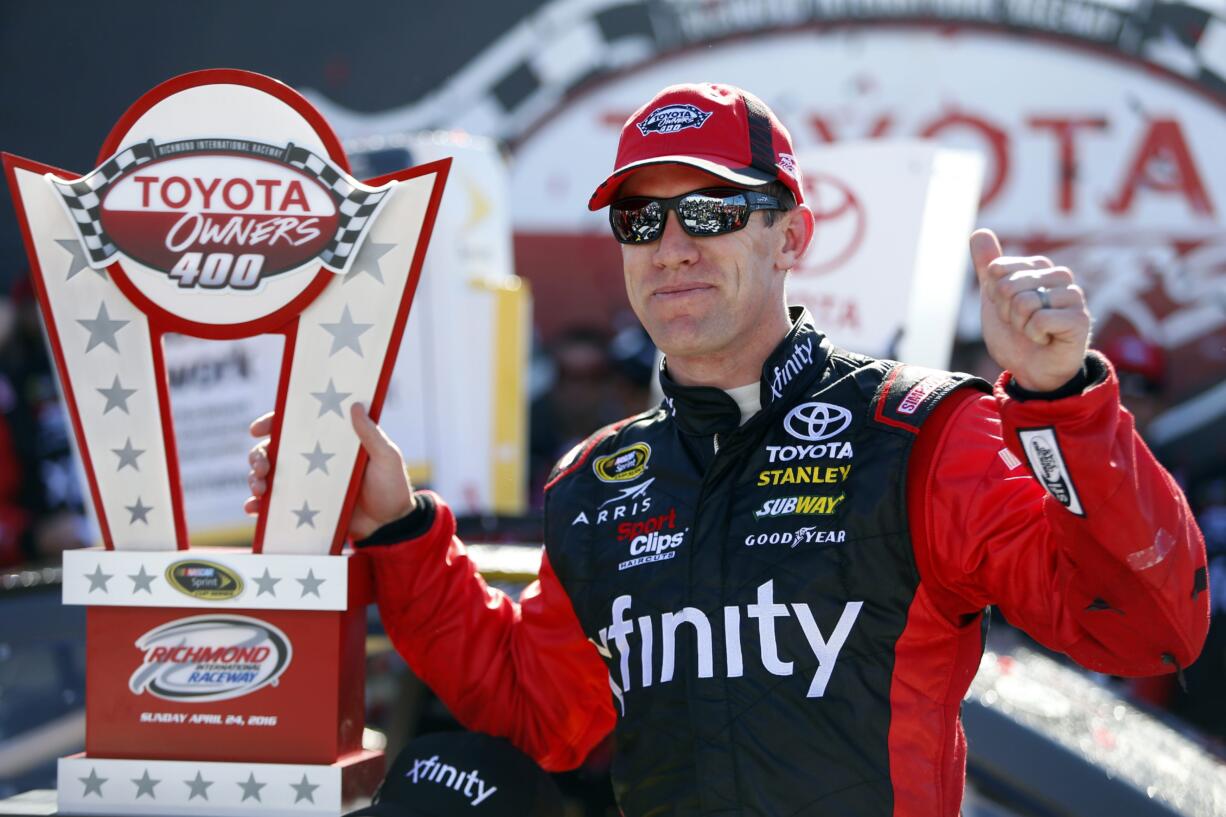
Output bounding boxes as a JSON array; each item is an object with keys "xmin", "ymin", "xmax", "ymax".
[{"xmin": 651, "ymin": 324, "xmax": 728, "ymax": 362}]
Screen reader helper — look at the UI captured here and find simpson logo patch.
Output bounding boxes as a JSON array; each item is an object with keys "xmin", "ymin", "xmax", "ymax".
[
  {"xmin": 1018, "ymin": 428, "xmax": 1084, "ymax": 516},
  {"xmin": 594, "ymin": 443, "xmax": 651, "ymax": 483},
  {"xmin": 898, "ymin": 376, "xmax": 941, "ymax": 415},
  {"xmin": 637, "ymin": 104, "xmax": 712, "ymax": 135}
]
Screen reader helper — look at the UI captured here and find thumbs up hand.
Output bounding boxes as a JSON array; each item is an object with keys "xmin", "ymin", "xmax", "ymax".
[{"xmin": 970, "ymin": 228, "xmax": 1091, "ymax": 392}]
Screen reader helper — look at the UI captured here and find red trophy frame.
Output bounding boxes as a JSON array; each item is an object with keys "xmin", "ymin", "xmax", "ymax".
[{"xmin": 4, "ymin": 69, "xmax": 450, "ymax": 815}]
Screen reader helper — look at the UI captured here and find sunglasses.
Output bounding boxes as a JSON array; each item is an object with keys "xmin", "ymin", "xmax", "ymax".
[{"xmin": 609, "ymin": 188, "xmax": 784, "ymax": 244}]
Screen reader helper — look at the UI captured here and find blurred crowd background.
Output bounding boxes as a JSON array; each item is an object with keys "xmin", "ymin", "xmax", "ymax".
[{"xmin": 1, "ymin": 1, "xmax": 1225, "ymax": 813}]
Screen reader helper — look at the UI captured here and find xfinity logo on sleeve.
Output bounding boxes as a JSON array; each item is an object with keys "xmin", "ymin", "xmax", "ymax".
[
  {"xmin": 783, "ymin": 402, "xmax": 853, "ymax": 442},
  {"xmin": 1018, "ymin": 428, "xmax": 1084, "ymax": 516},
  {"xmin": 593, "ymin": 581, "xmax": 863, "ymax": 715}
]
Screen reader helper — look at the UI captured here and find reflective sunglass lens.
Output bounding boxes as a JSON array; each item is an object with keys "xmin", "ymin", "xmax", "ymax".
[
  {"xmin": 611, "ymin": 200, "xmax": 663, "ymax": 243},
  {"xmin": 678, "ymin": 192, "xmax": 748, "ymax": 236}
]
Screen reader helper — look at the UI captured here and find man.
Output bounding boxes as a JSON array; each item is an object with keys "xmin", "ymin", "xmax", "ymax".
[{"xmin": 247, "ymin": 83, "xmax": 1208, "ymax": 816}]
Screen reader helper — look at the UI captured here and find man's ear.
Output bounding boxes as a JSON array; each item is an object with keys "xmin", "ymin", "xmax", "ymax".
[{"xmin": 777, "ymin": 204, "xmax": 815, "ymax": 271}]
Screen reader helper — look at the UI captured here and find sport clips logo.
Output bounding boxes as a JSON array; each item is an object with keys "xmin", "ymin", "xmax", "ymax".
[{"xmin": 616, "ymin": 508, "xmax": 687, "ymax": 571}]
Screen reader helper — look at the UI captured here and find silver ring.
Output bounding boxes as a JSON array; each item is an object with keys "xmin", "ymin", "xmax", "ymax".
[{"xmin": 1036, "ymin": 286, "xmax": 1052, "ymax": 309}]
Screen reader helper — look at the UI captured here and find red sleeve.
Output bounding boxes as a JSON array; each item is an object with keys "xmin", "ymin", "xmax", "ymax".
[
  {"xmin": 364, "ymin": 492, "xmax": 616, "ymax": 771},
  {"xmin": 908, "ymin": 365, "xmax": 1209, "ymax": 676}
]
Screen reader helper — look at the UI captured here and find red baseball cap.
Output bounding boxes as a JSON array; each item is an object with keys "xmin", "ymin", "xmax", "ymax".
[{"xmin": 588, "ymin": 83, "xmax": 804, "ymax": 210}]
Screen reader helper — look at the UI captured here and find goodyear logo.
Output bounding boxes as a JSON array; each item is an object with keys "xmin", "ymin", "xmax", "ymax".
[
  {"xmin": 166, "ymin": 560, "xmax": 243, "ymax": 601},
  {"xmin": 594, "ymin": 443, "xmax": 651, "ymax": 483}
]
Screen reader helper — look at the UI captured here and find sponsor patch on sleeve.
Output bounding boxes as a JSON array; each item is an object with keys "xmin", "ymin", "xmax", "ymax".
[
  {"xmin": 1017, "ymin": 427, "xmax": 1085, "ymax": 516},
  {"xmin": 873, "ymin": 365, "xmax": 959, "ymax": 431}
]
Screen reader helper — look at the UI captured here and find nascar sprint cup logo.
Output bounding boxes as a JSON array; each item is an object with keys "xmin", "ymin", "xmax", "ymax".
[
  {"xmin": 50, "ymin": 138, "xmax": 390, "ymax": 289},
  {"xmin": 129, "ymin": 614, "xmax": 292, "ymax": 702}
]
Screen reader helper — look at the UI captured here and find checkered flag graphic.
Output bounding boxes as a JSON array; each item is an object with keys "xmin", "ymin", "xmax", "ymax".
[
  {"xmin": 284, "ymin": 144, "xmax": 391, "ymax": 272},
  {"xmin": 48, "ymin": 138, "xmax": 392, "ymax": 275},
  {"xmin": 49, "ymin": 140, "xmax": 159, "ymax": 267}
]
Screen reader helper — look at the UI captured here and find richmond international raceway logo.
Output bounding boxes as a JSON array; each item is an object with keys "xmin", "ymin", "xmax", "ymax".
[
  {"xmin": 49, "ymin": 137, "xmax": 390, "ymax": 289},
  {"xmin": 129, "ymin": 614, "xmax": 292, "ymax": 702}
]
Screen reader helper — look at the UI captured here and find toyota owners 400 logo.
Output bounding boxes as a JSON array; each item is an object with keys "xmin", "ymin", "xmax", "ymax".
[
  {"xmin": 128, "ymin": 615, "xmax": 292, "ymax": 702},
  {"xmin": 50, "ymin": 137, "xmax": 391, "ymax": 291},
  {"xmin": 783, "ymin": 402, "xmax": 853, "ymax": 442}
]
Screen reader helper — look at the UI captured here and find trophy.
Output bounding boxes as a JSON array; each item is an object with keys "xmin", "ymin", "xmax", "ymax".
[{"xmin": 3, "ymin": 69, "xmax": 449, "ymax": 815}]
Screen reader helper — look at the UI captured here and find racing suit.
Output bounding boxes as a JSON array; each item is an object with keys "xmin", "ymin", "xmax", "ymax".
[{"xmin": 361, "ymin": 308, "xmax": 1208, "ymax": 817}]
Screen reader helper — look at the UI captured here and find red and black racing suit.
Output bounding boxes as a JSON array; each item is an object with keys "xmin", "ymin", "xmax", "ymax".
[{"xmin": 360, "ymin": 309, "xmax": 1208, "ymax": 817}]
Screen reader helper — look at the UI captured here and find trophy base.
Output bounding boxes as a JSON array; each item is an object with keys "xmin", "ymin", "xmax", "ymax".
[{"xmin": 56, "ymin": 750, "xmax": 384, "ymax": 817}]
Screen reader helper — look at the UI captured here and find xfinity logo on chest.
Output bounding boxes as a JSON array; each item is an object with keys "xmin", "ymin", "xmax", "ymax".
[
  {"xmin": 769, "ymin": 338, "xmax": 815, "ymax": 399},
  {"xmin": 784, "ymin": 402, "xmax": 853, "ymax": 442},
  {"xmin": 593, "ymin": 580, "xmax": 863, "ymax": 714}
]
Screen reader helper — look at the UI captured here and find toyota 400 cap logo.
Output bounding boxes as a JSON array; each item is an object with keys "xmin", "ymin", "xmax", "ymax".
[
  {"xmin": 784, "ymin": 402, "xmax": 853, "ymax": 442},
  {"xmin": 637, "ymin": 104, "xmax": 712, "ymax": 135},
  {"xmin": 49, "ymin": 137, "xmax": 390, "ymax": 290},
  {"xmin": 129, "ymin": 614, "xmax": 292, "ymax": 702}
]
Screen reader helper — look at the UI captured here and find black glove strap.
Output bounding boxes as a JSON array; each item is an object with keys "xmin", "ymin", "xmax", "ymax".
[
  {"xmin": 354, "ymin": 493, "xmax": 437, "ymax": 548},
  {"xmin": 1005, "ymin": 353, "xmax": 1106, "ymax": 402}
]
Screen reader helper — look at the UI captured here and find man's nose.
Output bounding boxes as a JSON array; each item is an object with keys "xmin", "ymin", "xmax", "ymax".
[{"xmin": 652, "ymin": 211, "xmax": 699, "ymax": 268}]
